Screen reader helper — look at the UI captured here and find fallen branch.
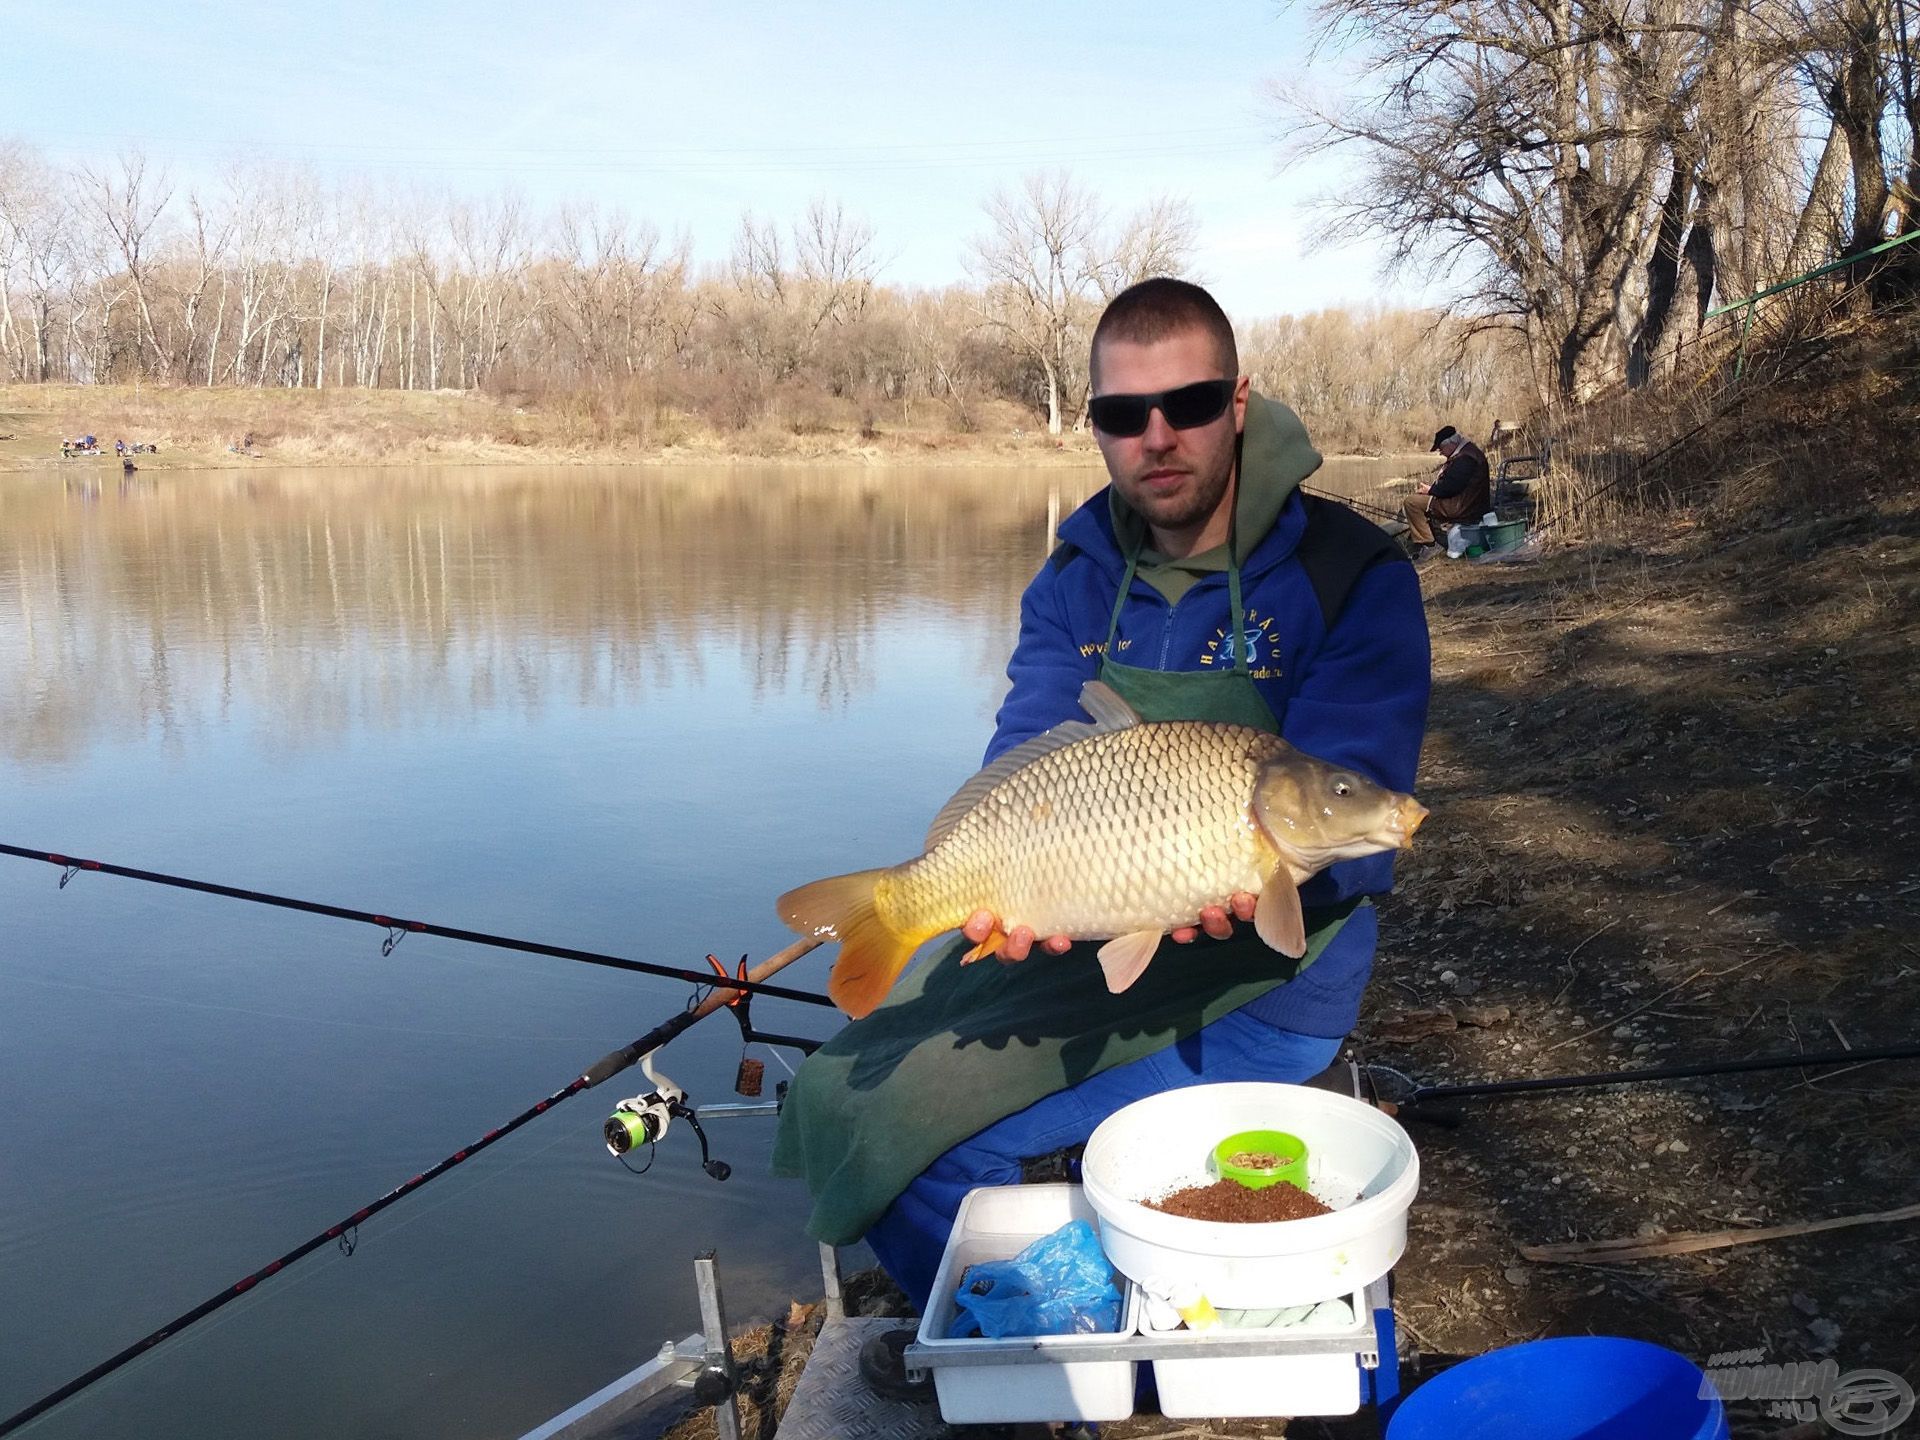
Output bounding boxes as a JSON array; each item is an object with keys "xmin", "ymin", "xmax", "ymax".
[{"xmin": 1520, "ymin": 1200, "xmax": 1920, "ymax": 1264}]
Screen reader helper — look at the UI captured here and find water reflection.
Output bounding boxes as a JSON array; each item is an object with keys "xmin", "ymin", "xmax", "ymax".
[{"xmin": 1, "ymin": 465, "xmax": 1109, "ymax": 763}]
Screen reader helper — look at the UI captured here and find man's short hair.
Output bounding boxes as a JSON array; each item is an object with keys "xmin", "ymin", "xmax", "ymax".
[{"xmin": 1090, "ymin": 277, "xmax": 1238, "ymax": 389}]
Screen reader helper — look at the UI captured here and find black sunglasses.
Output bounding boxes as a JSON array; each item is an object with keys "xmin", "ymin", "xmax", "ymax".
[{"xmin": 1087, "ymin": 378, "xmax": 1235, "ymax": 438}]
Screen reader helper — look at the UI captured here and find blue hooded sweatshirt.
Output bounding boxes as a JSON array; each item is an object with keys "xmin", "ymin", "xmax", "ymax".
[{"xmin": 987, "ymin": 392, "xmax": 1431, "ymax": 1038}]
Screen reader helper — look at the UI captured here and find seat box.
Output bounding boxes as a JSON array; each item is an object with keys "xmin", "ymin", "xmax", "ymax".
[
  {"xmin": 1141, "ymin": 1292, "xmax": 1366, "ymax": 1418},
  {"xmin": 910, "ymin": 1184, "xmax": 1138, "ymax": 1424}
]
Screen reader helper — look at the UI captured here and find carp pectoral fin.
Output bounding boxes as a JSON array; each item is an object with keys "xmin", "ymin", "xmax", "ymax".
[
  {"xmin": 962, "ymin": 929, "xmax": 1009, "ymax": 964},
  {"xmin": 1254, "ymin": 877, "xmax": 1308, "ymax": 958},
  {"xmin": 1096, "ymin": 930, "xmax": 1163, "ymax": 994}
]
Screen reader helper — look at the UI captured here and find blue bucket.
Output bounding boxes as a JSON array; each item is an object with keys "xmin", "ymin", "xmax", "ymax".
[{"xmin": 1387, "ymin": 1336, "xmax": 1730, "ymax": 1440}]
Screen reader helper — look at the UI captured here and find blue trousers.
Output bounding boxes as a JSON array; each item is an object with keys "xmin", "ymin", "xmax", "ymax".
[{"xmin": 862, "ymin": 1011, "xmax": 1343, "ymax": 1311}]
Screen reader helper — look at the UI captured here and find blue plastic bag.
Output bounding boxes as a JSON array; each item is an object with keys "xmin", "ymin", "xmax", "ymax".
[{"xmin": 947, "ymin": 1219, "xmax": 1122, "ymax": 1338}]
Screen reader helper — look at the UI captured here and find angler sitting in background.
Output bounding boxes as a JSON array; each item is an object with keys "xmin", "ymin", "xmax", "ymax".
[
  {"xmin": 772, "ymin": 279, "xmax": 1431, "ymax": 1380},
  {"xmin": 1402, "ymin": 424, "xmax": 1491, "ymax": 560}
]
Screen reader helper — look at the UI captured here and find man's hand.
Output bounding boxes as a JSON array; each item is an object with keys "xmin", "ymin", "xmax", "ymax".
[
  {"xmin": 1170, "ymin": 892, "xmax": 1257, "ymax": 943},
  {"xmin": 963, "ymin": 892, "xmax": 1258, "ymax": 962},
  {"xmin": 1415, "ymin": 481, "xmax": 1432, "ymax": 495}
]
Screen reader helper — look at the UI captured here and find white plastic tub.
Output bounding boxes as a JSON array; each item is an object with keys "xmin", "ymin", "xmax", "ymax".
[
  {"xmin": 1081, "ymin": 1082, "xmax": 1418, "ymax": 1308},
  {"xmin": 910, "ymin": 1184, "xmax": 1139, "ymax": 1424},
  {"xmin": 1141, "ymin": 1295, "xmax": 1365, "ymax": 1418}
]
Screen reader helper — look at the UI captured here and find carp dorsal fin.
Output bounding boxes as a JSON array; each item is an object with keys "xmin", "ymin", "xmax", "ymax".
[
  {"xmin": 1077, "ymin": 679, "xmax": 1142, "ymax": 730},
  {"xmin": 922, "ymin": 682, "xmax": 1140, "ymax": 851},
  {"xmin": 923, "ymin": 719, "xmax": 1099, "ymax": 849}
]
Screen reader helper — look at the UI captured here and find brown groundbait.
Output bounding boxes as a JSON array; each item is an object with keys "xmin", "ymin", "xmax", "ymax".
[{"xmin": 1146, "ymin": 1179, "xmax": 1334, "ymax": 1223}]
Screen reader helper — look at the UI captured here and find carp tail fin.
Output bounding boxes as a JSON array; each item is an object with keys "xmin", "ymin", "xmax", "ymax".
[{"xmin": 778, "ymin": 869, "xmax": 920, "ymax": 1019}]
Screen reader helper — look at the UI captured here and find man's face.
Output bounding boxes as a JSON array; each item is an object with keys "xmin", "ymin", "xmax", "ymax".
[{"xmin": 1091, "ymin": 329, "xmax": 1248, "ymax": 552}]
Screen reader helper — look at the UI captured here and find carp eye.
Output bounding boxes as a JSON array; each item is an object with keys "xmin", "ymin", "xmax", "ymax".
[{"xmin": 1332, "ymin": 781, "xmax": 1352, "ymax": 797}]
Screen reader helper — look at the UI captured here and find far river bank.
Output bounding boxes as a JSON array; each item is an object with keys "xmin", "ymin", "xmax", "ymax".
[{"xmin": 0, "ymin": 383, "xmax": 1431, "ymax": 476}]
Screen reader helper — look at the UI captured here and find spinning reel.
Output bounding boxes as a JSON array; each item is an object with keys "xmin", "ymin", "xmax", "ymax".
[{"xmin": 604, "ymin": 1055, "xmax": 731, "ymax": 1181}]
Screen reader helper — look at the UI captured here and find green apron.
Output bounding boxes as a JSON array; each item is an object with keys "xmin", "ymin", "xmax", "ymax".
[{"xmin": 770, "ymin": 546, "xmax": 1360, "ymax": 1245}]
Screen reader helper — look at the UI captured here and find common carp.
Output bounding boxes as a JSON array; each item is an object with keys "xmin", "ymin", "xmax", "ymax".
[{"xmin": 779, "ymin": 679, "xmax": 1426, "ymax": 1019}]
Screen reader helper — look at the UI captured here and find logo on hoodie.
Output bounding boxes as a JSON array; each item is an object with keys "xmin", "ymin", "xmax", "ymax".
[{"xmin": 1200, "ymin": 611, "xmax": 1279, "ymax": 678}]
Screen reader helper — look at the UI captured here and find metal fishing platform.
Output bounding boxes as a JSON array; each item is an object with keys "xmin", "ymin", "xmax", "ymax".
[
  {"xmin": 518, "ymin": 1062, "xmax": 1405, "ymax": 1440},
  {"xmin": 518, "ymin": 1246, "xmax": 1399, "ymax": 1440}
]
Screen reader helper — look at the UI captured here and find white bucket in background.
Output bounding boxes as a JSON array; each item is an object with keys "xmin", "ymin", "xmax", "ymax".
[{"xmin": 1081, "ymin": 1082, "xmax": 1418, "ymax": 1308}]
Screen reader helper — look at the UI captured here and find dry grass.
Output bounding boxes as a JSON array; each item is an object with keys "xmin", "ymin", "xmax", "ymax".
[
  {"xmin": 1511, "ymin": 291, "xmax": 1920, "ymax": 546},
  {"xmin": 657, "ymin": 1303, "xmax": 824, "ymax": 1440}
]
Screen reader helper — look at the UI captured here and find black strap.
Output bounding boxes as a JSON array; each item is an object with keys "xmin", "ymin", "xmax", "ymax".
[
  {"xmin": 1294, "ymin": 493, "xmax": 1406, "ymax": 629},
  {"xmin": 1046, "ymin": 492, "xmax": 1404, "ymax": 626}
]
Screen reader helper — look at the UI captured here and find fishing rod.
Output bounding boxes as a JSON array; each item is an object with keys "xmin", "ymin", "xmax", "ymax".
[
  {"xmin": 1368, "ymin": 1040, "xmax": 1920, "ymax": 1122},
  {"xmin": 0, "ymin": 935, "xmax": 822, "ymax": 1439},
  {"xmin": 1303, "ymin": 483, "xmax": 1403, "ymax": 523},
  {"xmin": 0, "ymin": 842, "xmax": 835, "ymax": 1008}
]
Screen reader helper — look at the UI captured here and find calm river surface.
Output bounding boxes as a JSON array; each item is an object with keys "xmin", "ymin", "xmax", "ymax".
[{"xmin": 0, "ymin": 456, "xmax": 1413, "ymax": 1439}]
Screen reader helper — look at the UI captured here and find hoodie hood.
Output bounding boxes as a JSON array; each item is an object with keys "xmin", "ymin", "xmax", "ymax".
[{"xmin": 1107, "ymin": 389, "xmax": 1324, "ymax": 566}]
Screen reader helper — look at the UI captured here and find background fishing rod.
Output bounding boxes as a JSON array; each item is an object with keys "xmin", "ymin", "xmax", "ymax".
[
  {"xmin": 0, "ymin": 842, "xmax": 835, "ymax": 1007},
  {"xmin": 0, "ymin": 935, "xmax": 821, "ymax": 1439},
  {"xmin": 1370, "ymin": 1039, "xmax": 1920, "ymax": 1123}
]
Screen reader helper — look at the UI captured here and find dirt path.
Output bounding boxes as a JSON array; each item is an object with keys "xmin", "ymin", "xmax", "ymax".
[{"xmin": 1354, "ymin": 500, "xmax": 1920, "ymax": 1436}]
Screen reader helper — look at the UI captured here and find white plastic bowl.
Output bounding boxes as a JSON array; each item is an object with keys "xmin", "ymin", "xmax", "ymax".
[{"xmin": 1081, "ymin": 1082, "xmax": 1418, "ymax": 1308}]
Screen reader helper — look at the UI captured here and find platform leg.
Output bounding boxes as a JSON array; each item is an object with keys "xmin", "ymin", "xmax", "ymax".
[
  {"xmin": 694, "ymin": 1251, "xmax": 743, "ymax": 1440},
  {"xmin": 819, "ymin": 1243, "xmax": 845, "ymax": 1322}
]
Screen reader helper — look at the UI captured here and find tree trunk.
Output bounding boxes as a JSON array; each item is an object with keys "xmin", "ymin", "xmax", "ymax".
[
  {"xmin": 1838, "ymin": 1, "xmax": 1890, "ymax": 256},
  {"xmin": 315, "ymin": 264, "xmax": 333, "ymax": 390},
  {"xmin": 34, "ymin": 294, "xmax": 53, "ymax": 382},
  {"xmin": 1682, "ymin": 210, "xmax": 1719, "ymax": 339},
  {"xmin": 406, "ymin": 269, "xmax": 417, "ymax": 390},
  {"xmin": 1629, "ymin": 147, "xmax": 1698, "ymax": 386},
  {"xmin": 204, "ymin": 270, "xmax": 227, "ymax": 386},
  {"xmin": 1787, "ymin": 116, "xmax": 1854, "ymax": 275}
]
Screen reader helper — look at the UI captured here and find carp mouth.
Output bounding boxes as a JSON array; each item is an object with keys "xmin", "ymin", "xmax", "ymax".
[{"xmin": 1359, "ymin": 797, "xmax": 1428, "ymax": 853}]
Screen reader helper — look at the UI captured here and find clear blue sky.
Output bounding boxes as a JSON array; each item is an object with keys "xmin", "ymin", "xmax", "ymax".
[{"xmin": 4, "ymin": 1, "xmax": 1428, "ymax": 323}]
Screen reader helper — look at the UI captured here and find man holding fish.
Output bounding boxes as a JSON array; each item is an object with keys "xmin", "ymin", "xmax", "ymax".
[{"xmin": 772, "ymin": 278, "xmax": 1431, "ymax": 1327}]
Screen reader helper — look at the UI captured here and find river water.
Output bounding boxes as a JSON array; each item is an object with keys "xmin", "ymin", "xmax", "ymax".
[{"xmin": 0, "ymin": 456, "xmax": 1414, "ymax": 1439}]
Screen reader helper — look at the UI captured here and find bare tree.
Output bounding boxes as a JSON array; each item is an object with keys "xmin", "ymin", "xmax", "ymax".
[
  {"xmin": 967, "ymin": 170, "xmax": 1103, "ymax": 435},
  {"xmin": 178, "ymin": 187, "xmax": 237, "ymax": 383},
  {"xmin": 1276, "ymin": 0, "xmax": 1920, "ymax": 401},
  {"xmin": 78, "ymin": 151, "xmax": 176, "ymax": 376},
  {"xmin": 0, "ymin": 145, "xmax": 78, "ymax": 381},
  {"xmin": 966, "ymin": 172, "xmax": 1196, "ymax": 434},
  {"xmin": 793, "ymin": 197, "xmax": 881, "ymax": 333},
  {"xmin": 1094, "ymin": 194, "xmax": 1199, "ymax": 300}
]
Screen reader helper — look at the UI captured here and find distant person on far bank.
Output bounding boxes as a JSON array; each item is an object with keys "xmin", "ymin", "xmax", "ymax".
[{"xmin": 1402, "ymin": 425, "xmax": 1490, "ymax": 560}]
